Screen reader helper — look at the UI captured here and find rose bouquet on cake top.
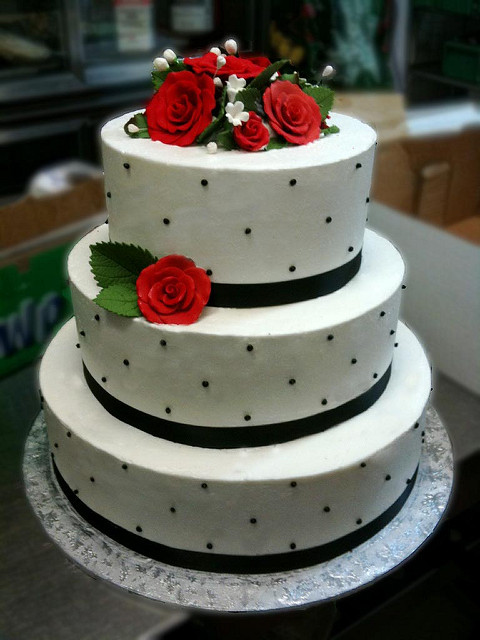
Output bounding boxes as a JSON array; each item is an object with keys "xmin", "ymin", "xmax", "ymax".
[{"xmin": 124, "ymin": 38, "xmax": 338, "ymax": 152}]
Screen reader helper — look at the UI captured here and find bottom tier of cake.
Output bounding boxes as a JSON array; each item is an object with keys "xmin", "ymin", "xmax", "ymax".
[{"xmin": 41, "ymin": 319, "xmax": 431, "ymax": 573}]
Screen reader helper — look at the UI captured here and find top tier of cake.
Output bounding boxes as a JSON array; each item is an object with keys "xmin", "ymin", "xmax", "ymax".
[{"xmin": 102, "ymin": 112, "xmax": 376, "ymax": 286}]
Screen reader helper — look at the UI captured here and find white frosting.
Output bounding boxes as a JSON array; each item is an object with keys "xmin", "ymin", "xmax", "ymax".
[
  {"xmin": 41, "ymin": 319, "xmax": 430, "ymax": 556},
  {"xmin": 102, "ymin": 112, "xmax": 376, "ymax": 284},
  {"xmin": 68, "ymin": 225, "xmax": 404, "ymax": 427}
]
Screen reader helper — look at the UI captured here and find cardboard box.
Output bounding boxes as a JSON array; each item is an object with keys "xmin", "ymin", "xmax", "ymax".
[{"xmin": 0, "ymin": 178, "xmax": 105, "ymax": 377}]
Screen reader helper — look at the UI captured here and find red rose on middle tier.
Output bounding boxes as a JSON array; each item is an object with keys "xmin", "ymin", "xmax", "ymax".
[
  {"xmin": 233, "ymin": 111, "xmax": 270, "ymax": 151},
  {"xmin": 136, "ymin": 255, "xmax": 211, "ymax": 325},
  {"xmin": 145, "ymin": 70, "xmax": 216, "ymax": 146},
  {"xmin": 263, "ymin": 81, "xmax": 321, "ymax": 145},
  {"xmin": 184, "ymin": 52, "xmax": 270, "ymax": 80}
]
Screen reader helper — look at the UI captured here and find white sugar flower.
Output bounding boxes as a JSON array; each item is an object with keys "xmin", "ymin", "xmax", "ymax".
[
  {"xmin": 226, "ymin": 74, "xmax": 246, "ymax": 102},
  {"xmin": 225, "ymin": 101, "xmax": 249, "ymax": 127},
  {"xmin": 322, "ymin": 64, "xmax": 334, "ymax": 78},
  {"xmin": 163, "ymin": 49, "xmax": 176, "ymax": 63},
  {"xmin": 270, "ymin": 71, "xmax": 279, "ymax": 82},
  {"xmin": 127, "ymin": 124, "xmax": 140, "ymax": 134},
  {"xmin": 153, "ymin": 57, "xmax": 169, "ymax": 71},
  {"xmin": 216, "ymin": 55, "xmax": 226, "ymax": 69},
  {"xmin": 207, "ymin": 142, "xmax": 218, "ymax": 154},
  {"xmin": 214, "ymin": 77, "xmax": 223, "ymax": 87},
  {"xmin": 210, "ymin": 46, "xmax": 221, "ymax": 56},
  {"xmin": 224, "ymin": 39, "xmax": 238, "ymax": 55}
]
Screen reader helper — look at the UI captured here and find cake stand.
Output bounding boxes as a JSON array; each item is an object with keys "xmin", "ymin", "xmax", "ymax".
[{"xmin": 24, "ymin": 407, "xmax": 453, "ymax": 639}]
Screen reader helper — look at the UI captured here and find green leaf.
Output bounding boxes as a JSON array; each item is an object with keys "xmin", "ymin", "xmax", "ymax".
[
  {"xmin": 323, "ymin": 124, "xmax": 340, "ymax": 136},
  {"xmin": 302, "ymin": 85, "xmax": 335, "ymax": 118},
  {"xmin": 170, "ymin": 60, "xmax": 186, "ymax": 72},
  {"xmin": 216, "ymin": 127, "xmax": 235, "ymax": 151},
  {"xmin": 94, "ymin": 283, "xmax": 142, "ymax": 317},
  {"xmin": 197, "ymin": 87, "xmax": 228, "ymax": 144},
  {"xmin": 249, "ymin": 59, "xmax": 289, "ymax": 90},
  {"xmin": 280, "ymin": 73, "xmax": 299, "ymax": 85},
  {"xmin": 235, "ymin": 87, "xmax": 261, "ymax": 112},
  {"xmin": 266, "ymin": 137, "xmax": 290, "ymax": 150},
  {"xmin": 124, "ymin": 112, "xmax": 150, "ymax": 139},
  {"xmin": 90, "ymin": 242, "xmax": 156, "ymax": 289}
]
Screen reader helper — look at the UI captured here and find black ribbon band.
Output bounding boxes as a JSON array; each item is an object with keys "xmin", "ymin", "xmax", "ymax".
[
  {"xmin": 207, "ymin": 251, "xmax": 362, "ymax": 308},
  {"xmin": 52, "ymin": 459, "xmax": 417, "ymax": 574},
  {"xmin": 83, "ymin": 363, "xmax": 391, "ymax": 449}
]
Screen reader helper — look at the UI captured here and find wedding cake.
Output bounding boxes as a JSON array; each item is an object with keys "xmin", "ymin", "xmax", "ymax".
[{"xmin": 40, "ymin": 42, "xmax": 431, "ymax": 573}]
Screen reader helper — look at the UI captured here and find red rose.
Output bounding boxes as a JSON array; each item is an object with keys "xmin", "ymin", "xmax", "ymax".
[
  {"xmin": 233, "ymin": 112, "xmax": 269, "ymax": 151},
  {"xmin": 145, "ymin": 70, "xmax": 216, "ymax": 146},
  {"xmin": 136, "ymin": 255, "xmax": 211, "ymax": 325},
  {"xmin": 184, "ymin": 52, "xmax": 270, "ymax": 80},
  {"xmin": 263, "ymin": 81, "xmax": 321, "ymax": 145}
]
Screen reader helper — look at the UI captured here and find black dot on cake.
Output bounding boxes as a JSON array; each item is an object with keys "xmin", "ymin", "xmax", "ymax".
[
  {"xmin": 289, "ymin": 378, "xmax": 296, "ymax": 385},
  {"xmin": 170, "ymin": 507, "xmax": 176, "ymax": 513},
  {"xmin": 122, "ymin": 463, "xmax": 128, "ymax": 470},
  {"xmin": 160, "ymin": 339, "xmax": 167, "ymax": 347},
  {"xmin": 385, "ymin": 474, "xmax": 391, "ymax": 481},
  {"xmin": 351, "ymin": 358, "xmax": 357, "ymax": 364},
  {"xmin": 206, "ymin": 542, "xmax": 213, "ymax": 549},
  {"xmin": 326, "ymin": 216, "xmax": 332, "ymax": 223},
  {"xmin": 123, "ymin": 162, "xmax": 130, "ymax": 169},
  {"xmin": 101, "ymin": 377, "xmax": 107, "ymax": 383},
  {"xmin": 54, "ymin": 442, "xmax": 58, "ymax": 448},
  {"xmin": 323, "ymin": 506, "xmax": 331, "ymax": 513},
  {"xmin": 348, "ymin": 246, "xmax": 354, "ymax": 252},
  {"xmin": 67, "ymin": 431, "xmax": 71, "ymax": 438},
  {"xmin": 289, "ymin": 178, "xmax": 297, "ymax": 186},
  {"xmin": 356, "ymin": 518, "xmax": 363, "ymax": 525},
  {"xmin": 94, "ymin": 314, "xmax": 100, "ymax": 321},
  {"xmin": 79, "ymin": 330, "xmax": 85, "ymax": 337},
  {"xmin": 421, "ymin": 431, "xmax": 425, "ymax": 437},
  {"xmin": 366, "ymin": 197, "xmax": 370, "ymax": 203},
  {"xmin": 290, "ymin": 481, "xmax": 297, "ymax": 488},
  {"xmin": 356, "ymin": 163, "xmax": 362, "ymax": 169},
  {"xmin": 76, "ymin": 343, "xmax": 80, "ymax": 349},
  {"xmin": 321, "ymin": 398, "xmax": 328, "ymax": 406},
  {"xmin": 250, "ymin": 518, "xmax": 257, "ymax": 524},
  {"xmin": 244, "ymin": 227, "xmax": 252, "ymax": 234},
  {"xmin": 165, "ymin": 407, "xmax": 171, "ymax": 414},
  {"xmin": 136, "ymin": 525, "xmax": 142, "ymax": 533},
  {"xmin": 414, "ymin": 422, "xmax": 420, "ymax": 430},
  {"xmin": 402, "ymin": 284, "xmax": 407, "ymax": 289},
  {"xmin": 360, "ymin": 462, "xmax": 366, "ymax": 468},
  {"xmin": 394, "ymin": 342, "xmax": 399, "ymax": 348},
  {"xmin": 380, "ymin": 311, "xmax": 386, "ymax": 317},
  {"xmin": 90, "ymin": 477, "xmax": 95, "ymax": 483},
  {"xmin": 244, "ymin": 414, "xmax": 251, "ymax": 421},
  {"xmin": 390, "ymin": 330, "xmax": 395, "ymax": 335},
  {"xmin": 163, "ymin": 218, "xmax": 170, "ymax": 225},
  {"xmin": 289, "ymin": 265, "xmax": 296, "ymax": 272},
  {"xmin": 106, "ymin": 191, "xmax": 111, "ymax": 198},
  {"xmin": 201, "ymin": 179, "xmax": 208, "ymax": 186},
  {"xmin": 123, "ymin": 359, "xmax": 129, "ymax": 366},
  {"xmin": 246, "ymin": 344, "xmax": 254, "ymax": 352},
  {"xmin": 290, "ymin": 542, "xmax": 297, "ymax": 550},
  {"xmin": 201, "ymin": 482, "xmax": 208, "ymax": 489},
  {"xmin": 206, "ymin": 269, "xmax": 213, "ymax": 276},
  {"xmin": 373, "ymin": 373, "xmax": 378, "ymax": 379},
  {"xmin": 74, "ymin": 489, "xmax": 79, "ymax": 495},
  {"xmin": 202, "ymin": 380, "xmax": 209, "ymax": 388},
  {"xmin": 327, "ymin": 334, "xmax": 334, "ymax": 341}
]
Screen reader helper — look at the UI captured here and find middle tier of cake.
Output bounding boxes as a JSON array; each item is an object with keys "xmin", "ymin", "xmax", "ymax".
[{"xmin": 70, "ymin": 225, "xmax": 404, "ymax": 445}]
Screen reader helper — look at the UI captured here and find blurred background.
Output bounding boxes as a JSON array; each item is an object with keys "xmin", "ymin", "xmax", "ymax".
[{"xmin": 1, "ymin": 1, "xmax": 479, "ymax": 639}]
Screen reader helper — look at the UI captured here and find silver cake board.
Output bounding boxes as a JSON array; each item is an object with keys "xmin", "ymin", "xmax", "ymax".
[{"xmin": 23, "ymin": 407, "xmax": 453, "ymax": 638}]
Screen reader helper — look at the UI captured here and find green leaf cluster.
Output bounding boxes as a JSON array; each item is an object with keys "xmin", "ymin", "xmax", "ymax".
[
  {"xmin": 90, "ymin": 242, "xmax": 157, "ymax": 317},
  {"xmin": 197, "ymin": 87, "xmax": 228, "ymax": 144},
  {"xmin": 302, "ymin": 85, "xmax": 335, "ymax": 119},
  {"xmin": 322, "ymin": 124, "xmax": 340, "ymax": 136},
  {"xmin": 124, "ymin": 112, "xmax": 150, "ymax": 139},
  {"xmin": 250, "ymin": 59, "xmax": 289, "ymax": 90}
]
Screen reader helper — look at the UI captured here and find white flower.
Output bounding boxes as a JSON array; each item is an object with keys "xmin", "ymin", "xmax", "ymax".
[
  {"xmin": 224, "ymin": 39, "xmax": 238, "ymax": 55},
  {"xmin": 207, "ymin": 142, "xmax": 218, "ymax": 154},
  {"xmin": 270, "ymin": 71, "xmax": 279, "ymax": 82},
  {"xmin": 216, "ymin": 55, "xmax": 226, "ymax": 69},
  {"xmin": 225, "ymin": 101, "xmax": 249, "ymax": 127},
  {"xmin": 226, "ymin": 74, "xmax": 246, "ymax": 102},
  {"xmin": 163, "ymin": 49, "xmax": 176, "ymax": 63},
  {"xmin": 210, "ymin": 46, "xmax": 221, "ymax": 56},
  {"xmin": 153, "ymin": 57, "xmax": 169, "ymax": 71},
  {"xmin": 322, "ymin": 64, "xmax": 334, "ymax": 78},
  {"xmin": 127, "ymin": 124, "xmax": 140, "ymax": 134},
  {"xmin": 214, "ymin": 77, "xmax": 223, "ymax": 87}
]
